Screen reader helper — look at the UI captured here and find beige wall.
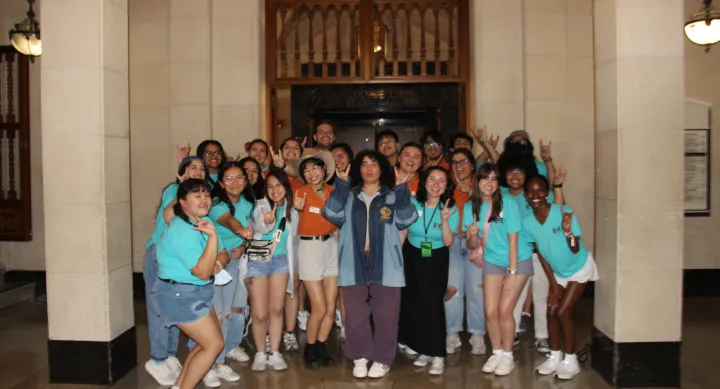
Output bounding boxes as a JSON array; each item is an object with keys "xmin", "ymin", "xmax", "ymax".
[
  {"xmin": 0, "ymin": 0, "xmax": 44, "ymax": 271},
  {"xmin": 470, "ymin": 0, "xmax": 596, "ymax": 249},
  {"xmin": 684, "ymin": 0, "xmax": 720, "ymax": 269},
  {"xmin": 129, "ymin": 0, "xmax": 265, "ymax": 271}
]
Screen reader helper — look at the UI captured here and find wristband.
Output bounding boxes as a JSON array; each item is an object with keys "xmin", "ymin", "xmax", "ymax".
[
  {"xmin": 553, "ymin": 184, "xmax": 563, "ymax": 188},
  {"xmin": 544, "ymin": 158, "xmax": 553, "ymax": 163}
]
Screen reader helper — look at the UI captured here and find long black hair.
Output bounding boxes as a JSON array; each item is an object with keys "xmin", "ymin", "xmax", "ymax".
[
  {"xmin": 471, "ymin": 163, "xmax": 503, "ymax": 222},
  {"xmin": 211, "ymin": 161, "xmax": 254, "ymax": 216},
  {"xmin": 156, "ymin": 157, "xmax": 207, "ymax": 215},
  {"xmin": 416, "ymin": 166, "xmax": 455, "ymax": 208},
  {"xmin": 173, "ymin": 178, "xmax": 211, "ymax": 224},
  {"xmin": 264, "ymin": 168, "xmax": 293, "ymax": 222},
  {"xmin": 238, "ymin": 156, "xmax": 265, "ymax": 200},
  {"xmin": 349, "ymin": 150, "xmax": 395, "ymax": 189},
  {"xmin": 197, "ymin": 140, "xmax": 227, "ymax": 164}
]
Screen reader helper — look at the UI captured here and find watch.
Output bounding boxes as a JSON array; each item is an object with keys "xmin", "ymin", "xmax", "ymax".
[
  {"xmin": 553, "ymin": 184, "xmax": 563, "ymax": 188},
  {"xmin": 508, "ymin": 269, "xmax": 517, "ymax": 275}
]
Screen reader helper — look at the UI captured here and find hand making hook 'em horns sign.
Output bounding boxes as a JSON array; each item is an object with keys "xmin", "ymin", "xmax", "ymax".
[
  {"xmin": 440, "ymin": 199, "xmax": 457, "ymax": 221},
  {"xmin": 394, "ymin": 166, "xmax": 413, "ymax": 186},
  {"xmin": 464, "ymin": 213, "xmax": 480, "ymax": 238},
  {"xmin": 270, "ymin": 146, "xmax": 285, "ymax": 169},
  {"xmin": 293, "ymin": 190, "xmax": 307, "ymax": 211},
  {"xmin": 561, "ymin": 206, "xmax": 573, "ymax": 234},
  {"xmin": 335, "ymin": 164, "xmax": 350, "ymax": 182}
]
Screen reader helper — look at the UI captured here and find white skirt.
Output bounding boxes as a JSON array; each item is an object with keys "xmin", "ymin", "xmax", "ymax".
[{"xmin": 554, "ymin": 253, "xmax": 599, "ymax": 287}]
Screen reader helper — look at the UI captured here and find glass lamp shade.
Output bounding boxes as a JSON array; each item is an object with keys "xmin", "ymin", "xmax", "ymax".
[
  {"xmin": 10, "ymin": 32, "xmax": 41, "ymax": 56},
  {"xmin": 685, "ymin": 18, "xmax": 720, "ymax": 45}
]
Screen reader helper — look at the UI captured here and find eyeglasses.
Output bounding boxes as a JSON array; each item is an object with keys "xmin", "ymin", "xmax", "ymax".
[
  {"xmin": 204, "ymin": 150, "xmax": 221, "ymax": 157},
  {"xmin": 451, "ymin": 159, "xmax": 469, "ymax": 166},
  {"xmin": 303, "ymin": 165, "xmax": 323, "ymax": 174},
  {"xmin": 425, "ymin": 142, "xmax": 440, "ymax": 148},
  {"xmin": 378, "ymin": 140, "xmax": 396, "ymax": 147},
  {"xmin": 223, "ymin": 175, "xmax": 246, "ymax": 182}
]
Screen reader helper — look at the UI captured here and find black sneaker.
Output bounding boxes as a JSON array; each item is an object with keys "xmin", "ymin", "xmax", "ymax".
[
  {"xmin": 315, "ymin": 341, "xmax": 336, "ymax": 367},
  {"xmin": 513, "ymin": 334, "xmax": 520, "ymax": 346},
  {"xmin": 519, "ymin": 313, "xmax": 532, "ymax": 333},
  {"xmin": 534, "ymin": 338, "xmax": 551, "ymax": 353},
  {"xmin": 303, "ymin": 343, "xmax": 322, "ymax": 370}
]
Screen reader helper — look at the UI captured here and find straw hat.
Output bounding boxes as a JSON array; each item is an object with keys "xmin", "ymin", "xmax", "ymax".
[{"xmin": 285, "ymin": 150, "xmax": 336, "ymax": 183}]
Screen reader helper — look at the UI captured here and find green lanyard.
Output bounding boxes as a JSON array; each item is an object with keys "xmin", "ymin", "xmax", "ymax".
[{"xmin": 421, "ymin": 204, "xmax": 439, "ymax": 257}]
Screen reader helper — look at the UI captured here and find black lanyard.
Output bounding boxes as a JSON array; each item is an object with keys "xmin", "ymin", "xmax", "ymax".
[{"xmin": 423, "ymin": 203, "xmax": 440, "ymax": 240}]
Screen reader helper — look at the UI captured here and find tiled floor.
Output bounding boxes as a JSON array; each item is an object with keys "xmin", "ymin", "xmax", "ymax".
[{"xmin": 1, "ymin": 297, "xmax": 718, "ymax": 389}]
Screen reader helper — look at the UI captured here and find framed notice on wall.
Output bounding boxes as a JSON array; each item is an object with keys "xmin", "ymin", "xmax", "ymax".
[{"xmin": 684, "ymin": 129, "xmax": 711, "ymax": 216}]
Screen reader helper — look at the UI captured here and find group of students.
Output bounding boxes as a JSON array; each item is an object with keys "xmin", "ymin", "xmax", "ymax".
[{"xmin": 142, "ymin": 121, "xmax": 599, "ymax": 389}]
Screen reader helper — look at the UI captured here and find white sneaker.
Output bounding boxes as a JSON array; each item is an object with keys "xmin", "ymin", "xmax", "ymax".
[
  {"xmin": 227, "ymin": 346, "xmax": 250, "ymax": 362},
  {"xmin": 413, "ymin": 355, "xmax": 433, "ymax": 367},
  {"xmin": 214, "ymin": 364, "xmax": 241, "ymax": 382},
  {"xmin": 555, "ymin": 358, "xmax": 581, "ymax": 380},
  {"xmin": 399, "ymin": 343, "xmax": 418, "ymax": 355},
  {"xmin": 298, "ymin": 310, "xmax": 309, "ymax": 331},
  {"xmin": 283, "ymin": 332, "xmax": 299, "ymax": 351},
  {"xmin": 429, "ymin": 357, "xmax": 444, "ymax": 375},
  {"xmin": 481, "ymin": 354, "xmax": 502, "ymax": 373},
  {"xmin": 334, "ymin": 308, "xmax": 343, "ymax": 327},
  {"xmin": 251, "ymin": 352, "xmax": 267, "ymax": 371},
  {"xmin": 340, "ymin": 326, "xmax": 346, "ymax": 338},
  {"xmin": 494, "ymin": 355, "xmax": 515, "ymax": 376},
  {"xmin": 353, "ymin": 358, "xmax": 369, "ymax": 378},
  {"xmin": 537, "ymin": 351, "xmax": 562, "ymax": 375},
  {"xmin": 446, "ymin": 332, "xmax": 462, "ymax": 354},
  {"xmin": 469, "ymin": 334, "xmax": 487, "ymax": 355},
  {"xmin": 144, "ymin": 359, "xmax": 177, "ymax": 386},
  {"xmin": 367, "ymin": 362, "xmax": 390, "ymax": 378},
  {"xmin": 165, "ymin": 356, "xmax": 182, "ymax": 375},
  {"xmin": 202, "ymin": 368, "xmax": 222, "ymax": 388},
  {"xmin": 267, "ymin": 352, "xmax": 288, "ymax": 371}
]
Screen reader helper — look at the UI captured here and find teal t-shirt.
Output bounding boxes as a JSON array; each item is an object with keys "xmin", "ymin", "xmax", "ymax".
[
  {"xmin": 208, "ymin": 196, "xmax": 254, "ymax": 250},
  {"xmin": 208, "ymin": 173, "xmax": 219, "ymax": 189},
  {"xmin": 407, "ymin": 198, "xmax": 459, "ymax": 249},
  {"xmin": 156, "ymin": 216, "xmax": 226, "ymax": 285},
  {"xmin": 146, "ymin": 183, "xmax": 178, "ymax": 249},
  {"xmin": 522, "ymin": 205, "xmax": 589, "ymax": 278},
  {"xmin": 260, "ymin": 204, "xmax": 290, "ymax": 256},
  {"xmin": 461, "ymin": 194, "xmax": 533, "ymax": 266}
]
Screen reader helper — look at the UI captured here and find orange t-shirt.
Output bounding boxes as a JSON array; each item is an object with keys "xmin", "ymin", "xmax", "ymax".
[
  {"xmin": 454, "ymin": 188, "xmax": 472, "ymax": 233},
  {"xmin": 297, "ymin": 183, "xmax": 337, "ymax": 236},
  {"xmin": 407, "ymin": 176, "xmax": 420, "ymax": 196},
  {"xmin": 423, "ymin": 158, "xmax": 450, "ymax": 171},
  {"xmin": 289, "ymin": 176, "xmax": 303, "ymax": 193}
]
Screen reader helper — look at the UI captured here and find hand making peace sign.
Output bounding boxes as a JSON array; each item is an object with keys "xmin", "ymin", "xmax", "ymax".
[{"xmin": 263, "ymin": 204, "xmax": 277, "ymax": 225}]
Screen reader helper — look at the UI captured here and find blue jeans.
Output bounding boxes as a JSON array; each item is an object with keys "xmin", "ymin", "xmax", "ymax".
[
  {"xmin": 188, "ymin": 258, "xmax": 247, "ymax": 364},
  {"xmin": 444, "ymin": 235, "xmax": 486, "ymax": 335},
  {"xmin": 144, "ymin": 244, "xmax": 180, "ymax": 361}
]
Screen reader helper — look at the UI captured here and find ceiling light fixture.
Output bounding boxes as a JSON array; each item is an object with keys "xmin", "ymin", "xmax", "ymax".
[{"xmin": 685, "ymin": 0, "xmax": 720, "ymax": 51}]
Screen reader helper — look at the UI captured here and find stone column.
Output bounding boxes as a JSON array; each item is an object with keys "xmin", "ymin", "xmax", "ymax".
[
  {"xmin": 592, "ymin": 0, "xmax": 684, "ymax": 387},
  {"xmin": 41, "ymin": 0, "xmax": 134, "ymax": 384}
]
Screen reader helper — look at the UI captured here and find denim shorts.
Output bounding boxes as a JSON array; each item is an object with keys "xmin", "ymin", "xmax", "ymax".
[
  {"xmin": 246, "ymin": 254, "xmax": 289, "ymax": 278},
  {"xmin": 483, "ymin": 258, "xmax": 534, "ymax": 276},
  {"xmin": 151, "ymin": 279, "xmax": 214, "ymax": 327}
]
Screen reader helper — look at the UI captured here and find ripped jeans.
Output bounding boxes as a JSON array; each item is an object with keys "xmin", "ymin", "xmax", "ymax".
[
  {"xmin": 444, "ymin": 235, "xmax": 486, "ymax": 335},
  {"xmin": 187, "ymin": 257, "xmax": 248, "ymax": 364}
]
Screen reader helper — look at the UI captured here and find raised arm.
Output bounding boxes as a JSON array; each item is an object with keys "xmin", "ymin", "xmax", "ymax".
[{"xmin": 322, "ymin": 166, "xmax": 351, "ymax": 227}]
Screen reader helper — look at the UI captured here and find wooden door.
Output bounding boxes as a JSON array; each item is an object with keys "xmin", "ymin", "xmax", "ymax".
[{"xmin": 0, "ymin": 48, "xmax": 31, "ymax": 241}]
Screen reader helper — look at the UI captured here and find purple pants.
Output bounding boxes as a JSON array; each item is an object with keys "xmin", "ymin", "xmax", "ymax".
[{"xmin": 342, "ymin": 284, "xmax": 401, "ymax": 366}]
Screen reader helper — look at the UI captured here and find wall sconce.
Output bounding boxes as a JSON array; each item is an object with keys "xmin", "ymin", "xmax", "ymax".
[{"xmin": 685, "ymin": 0, "xmax": 720, "ymax": 51}]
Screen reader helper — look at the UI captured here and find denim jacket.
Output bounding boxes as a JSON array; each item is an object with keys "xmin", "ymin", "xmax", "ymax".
[{"xmin": 322, "ymin": 178, "xmax": 418, "ymax": 287}]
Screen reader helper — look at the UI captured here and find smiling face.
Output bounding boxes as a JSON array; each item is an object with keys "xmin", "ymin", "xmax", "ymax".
[
  {"xmin": 281, "ymin": 139, "xmax": 302, "ymax": 160},
  {"xmin": 249, "ymin": 142, "xmax": 268, "ymax": 165},
  {"xmin": 524, "ymin": 177, "xmax": 550, "ymax": 209},
  {"xmin": 360, "ymin": 156, "xmax": 381, "ymax": 185},
  {"xmin": 399, "ymin": 146, "xmax": 422, "ymax": 175},
  {"xmin": 424, "ymin": 169, "xmax": 448, "ymax": 198},
  {"xmin": 302, "ymin": 161, "xmax": 325, "ymax": 186},
  {"xmin": 377, "ymin": 135, "xmax": 398, "ymax": 158},
  {"xmin": 220, "ymin": 166, "xmax": 247, "ymax": 197},
  {"xmin": 266, "ymin": 175, "xmax": 287, "ymax": 204},
  {"xmin": 314, "ymin": 123, "xmax": 335, "ymax": 148},
  {"xmin": 506, "ymin": 168, "xmax": 526, "ymax": 190},
  {"xmin": 451, "ymin": 153, "xmax": 472, "ymax": 182},
  {"xmin": 243, "ymin": 161, "xmax": 259, "ymax": 185},
  {"xmin": 424, "ymin": 137, "xmax": 443, "ymax": 159},
  {"xmin": 202, "ymin": 144, "xmax": 222, "ymax": 169},
  {"xmin": 477, "ymin": 171, "xmax": 499, "ymax": 197},
  {"xmin": 331, "ymin": 148, "xmax": 350, "ymax": 172},
  {"xmin": 183, "ymin": 160, "xmax": 206, "ymax": 180},
  {"xmin": 453, "ymin": 137, "xmax": 472, "ymax": 151},
  {"xmin": 179, "ymin": 189, "xmax": 212, "ymax": 219}
]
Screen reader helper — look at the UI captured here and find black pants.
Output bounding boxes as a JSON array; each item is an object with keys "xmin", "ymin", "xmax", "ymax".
[{"xmin": 399, "ymin": 242, "xmax": 449, "ymax": 357}]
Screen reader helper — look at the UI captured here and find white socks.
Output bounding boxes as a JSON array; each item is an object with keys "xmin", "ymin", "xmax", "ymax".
[
  {"xmin": 564, "ymin": 353, "xmax": 577, "ymax": 363},
  {"xmin": 551, "ymin": 350, "xmax": 563, "ymax": 359}
]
